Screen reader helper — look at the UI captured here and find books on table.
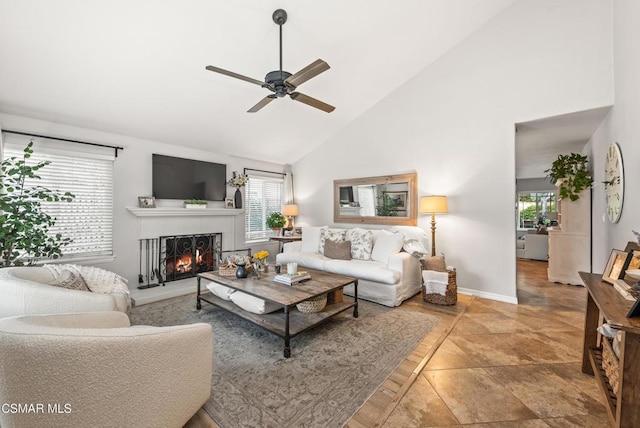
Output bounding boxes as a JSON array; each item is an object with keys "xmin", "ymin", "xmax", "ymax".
[{"xmin": 274, "ymin": 272, "xmax": 311, "ymax": 285}]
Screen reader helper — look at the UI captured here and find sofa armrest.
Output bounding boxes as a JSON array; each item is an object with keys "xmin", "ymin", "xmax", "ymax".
[{"xmin": 282, "ymin": 241, "xmax": 303, "ymax": 253}]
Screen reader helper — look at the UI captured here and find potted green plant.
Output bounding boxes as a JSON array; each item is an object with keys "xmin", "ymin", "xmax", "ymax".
[
  {"xmin": 544, "ymin": 153, "xmax": 593, "ymax": 201},
  {"xmin": 266, "ymin": 211, "xmax": 286, "ymax": 234},
  {"xmin": 184, "ymin": 199, "xmax": 208, "ymax": 209},
  {"xmin": 0, "ymin": 141, "xmax": 75, "ymax": 267}
]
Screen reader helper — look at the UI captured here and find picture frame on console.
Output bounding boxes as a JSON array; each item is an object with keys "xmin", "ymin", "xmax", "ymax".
[
  {"xmin": 225, "ymin": 197, "xmax": 235, "ymax": 209},
  {"xmin": 603, "ymin": 249, "xmax": 630, "ymax": 284},
  {"xmin": 138, "ymin": 196, "xmax": 155, "ymax": 208}
]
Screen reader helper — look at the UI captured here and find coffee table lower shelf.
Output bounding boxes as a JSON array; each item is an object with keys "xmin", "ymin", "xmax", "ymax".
[{"xmin": 198, "ymin": 293, "xmax": 357, "ymax": 357}]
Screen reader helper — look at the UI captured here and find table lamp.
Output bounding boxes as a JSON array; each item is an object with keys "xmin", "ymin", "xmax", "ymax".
[
  {"xmin": 282, "ymin": 204, "xmax": 299, "ymax": 229},
  {"xmin": 419, "ymin": 195, "xmax": 448, "ymax": 256}
]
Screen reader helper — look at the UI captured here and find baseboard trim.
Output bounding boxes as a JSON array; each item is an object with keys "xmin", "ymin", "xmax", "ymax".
[{"xmin": 458, "ymin": 287, "xmax": 518, "ymax": 305}]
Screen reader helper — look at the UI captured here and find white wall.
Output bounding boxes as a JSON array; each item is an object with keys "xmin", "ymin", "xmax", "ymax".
[
  {"xmin": 589, "ymin": 0, "xmax": 640, "ymax": 272},
  {"xmin": 0, "ymin": 113, "xmax": 284, "ymax": 283},
  {"xmin": 293, "ymin": 0, "xmax": 613, "ymax": 302}
]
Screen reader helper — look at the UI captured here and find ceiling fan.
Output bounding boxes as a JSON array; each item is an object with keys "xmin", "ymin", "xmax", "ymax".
[{"xmin": 206, "ymin": 9, "xmax": 334, "ymax": 113}]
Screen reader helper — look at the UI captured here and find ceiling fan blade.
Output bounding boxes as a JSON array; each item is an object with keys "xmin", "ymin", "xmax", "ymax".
[
  {"xmin": 289, "ymin": 92, "xmax": 335, "ymax": 113},
  {"xmin": 205, "ymin": 65, "xmax": 265, "ymax": 87},
  {"xmin": 248, "ymin": 95, "xmax": 277, "ymax": 113},
  {"xmin": 284, "ymin": 59, "xmax": 330, "ymax": 89}
]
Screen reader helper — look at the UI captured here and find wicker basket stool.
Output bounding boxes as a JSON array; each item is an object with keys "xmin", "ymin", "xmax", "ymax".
[
  {"xmin": 296, "ymin": 294, "xmax": 327, "ymax": 313},
  {"xmin": 422, "ymin": 269, "xmax": 457, "ymax": 305},
  {"xmin": 602, "ymin": 336, "xmax": 620, "ymax": 395}
]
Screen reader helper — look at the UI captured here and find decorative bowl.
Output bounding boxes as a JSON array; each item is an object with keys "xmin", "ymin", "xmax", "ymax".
[{"xmin": 625, "ymin": 269, "xmax": 640, "ymax": 281}]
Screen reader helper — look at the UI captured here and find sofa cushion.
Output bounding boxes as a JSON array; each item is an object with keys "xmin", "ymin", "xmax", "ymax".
[
  {"xmin": 421, "ymin": 255, "xmax": 447, "ymax": 272},
  {"xmin": 276, "ymin": 252, "xmax": 328, "ymax": 271},
  {"xmin": 392, "ymin": 226, "xmax": 430, "ymax": 251},
  {"xmin": 346, "ymin": 228, "xmax": 373, "ymax": 261},
  {"xmin": 324, "ymin": 259, "xmax": 400, "ymax": 285},
  {"xmin": 318, "ymin": 228, "xmax": 347, "ymax": 254},
  {"xmin": 230, "ymin": 291, "xmax": 282, "ymax": 314},
  {"xmin": 324, "ymin": 240, "xmax": 352, "ymax": 260},
  {"xmin": 301, "ymin": 226, "xmax": 323, "ymax": 253},
  {"xmin": 371, "ymin": 231, "xmax": 405, "ymax": 263}
]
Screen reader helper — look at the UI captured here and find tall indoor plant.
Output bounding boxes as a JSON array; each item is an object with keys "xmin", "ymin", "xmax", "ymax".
[
  {"xmin": 544, "ymin": 153, "xmax": 593, "ymax": 201},
  {"xmin": 0, "ymin": 141, "xmax": 74, "ymax": 267}
]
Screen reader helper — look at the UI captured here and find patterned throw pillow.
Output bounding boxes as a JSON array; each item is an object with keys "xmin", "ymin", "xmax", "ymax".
[
  {"xmin": 318, "ymin": 228, "xmax": 346, "ymax": 254},
  {"xmin": 346, "ymin": 228, "xmax": 373, "ymax": 260},
  {"xmin": 50, "ymin": 269, "xmax": 91, "ymax": 291},
  {"xmin": 403, "ymin": 239, "xmax": 429, "ymax": 258},
  {"xmin": 420, "ymin": 255, "xmax": 447, "ymax": 272},
  {"xmin": 324, "ymin": 240, "xmax": 352, "ymax": 260}
]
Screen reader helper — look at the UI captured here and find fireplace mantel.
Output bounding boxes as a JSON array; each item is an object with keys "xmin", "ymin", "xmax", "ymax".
[{"xmin": 126, "ymin": 207, "xmax": 244, "ymax": 217}]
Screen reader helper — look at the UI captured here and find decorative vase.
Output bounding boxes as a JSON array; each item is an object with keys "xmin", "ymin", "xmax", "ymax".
[
  {"xmin": 235, "ymin": 263, "xmax": 248, "ymax": 279},
  {"xmin": 256, "ymin": 259, "xmax": 266, "ymax": 272},
  {"xmin": 234, "ymin": 188, "xmax": 243, "ymax": 209}
]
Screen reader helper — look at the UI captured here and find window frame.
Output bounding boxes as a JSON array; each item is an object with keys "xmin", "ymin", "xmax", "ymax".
[
  {"xmin": 517, "ymin": 190, "xmax": 557, "ymax": 229},
  {"xmin": 244, "ymin": 172, "xmax": 284, "ymax": 243}
]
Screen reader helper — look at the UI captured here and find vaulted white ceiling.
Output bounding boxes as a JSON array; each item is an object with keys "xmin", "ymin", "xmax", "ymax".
[{"xmin": 0, "ymin": 0, "xmax": 515, "ymax": 164}]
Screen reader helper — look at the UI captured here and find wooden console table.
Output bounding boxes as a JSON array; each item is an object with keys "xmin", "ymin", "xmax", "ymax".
[{"xmin": 580, "ymin": 271, "xmax": 640, "ymax": 428}]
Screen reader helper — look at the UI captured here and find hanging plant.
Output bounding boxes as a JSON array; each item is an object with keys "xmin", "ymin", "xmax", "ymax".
[{"xmin": 544, "ymin": 153, "xmax": 593, "ymax": 201}]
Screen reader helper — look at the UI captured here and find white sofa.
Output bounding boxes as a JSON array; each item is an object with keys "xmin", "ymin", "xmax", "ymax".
[
  {"xmin": 276, "ymin": 226, "xmax": 429, "ymax": 307},
  {"xmin": 0, "ymin": 265, "xmax": 130, "ymax": 318},
  {"xmin": 516, "ymin": 233, "xmax": 548, "ymax": 261},
  {"xmin": 0, "ymin": 311, "xmax": 212, "ymax": 428}
]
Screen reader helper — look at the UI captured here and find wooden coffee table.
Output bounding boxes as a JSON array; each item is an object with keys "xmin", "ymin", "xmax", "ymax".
[{"xmin": 197, "ymin": 268, "xmax": 358, "ymax": 358}]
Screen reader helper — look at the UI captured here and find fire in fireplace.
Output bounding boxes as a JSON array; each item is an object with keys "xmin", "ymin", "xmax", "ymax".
[{"xmin": 162, "ymin": 233, "xmax": 221, "ymax": 282}]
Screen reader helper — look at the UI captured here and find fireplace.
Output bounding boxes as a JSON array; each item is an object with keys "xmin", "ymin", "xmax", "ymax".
[{"xmin": 161, "ymin": 233, "xmax": 221, "ymax": 283}]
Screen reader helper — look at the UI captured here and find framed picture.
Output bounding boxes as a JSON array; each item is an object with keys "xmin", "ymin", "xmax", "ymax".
[
  {"xmin": 225, "ymin": 197, "xmax": 235, "ymax": 209},
  {"xmin": 603, "ymin": 249, "xmax": 630, "ymax": 284},
  {"xmin": 138, "ymin": 196, "xmax": 155, "ymax": 208},
  {"xmin": 623, "ymin": 250, "xmax": 640, "ymax": 281},
  {"xmin": 627, "ymin": 296, "xmax": 640, "ymax": 318},
  {"xmin": 385, "ymin": 192, "xmax": 408, "ymax": 210}
]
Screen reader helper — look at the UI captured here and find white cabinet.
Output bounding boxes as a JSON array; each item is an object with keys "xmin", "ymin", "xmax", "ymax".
[{"xmin": 548, "ymin": 188, "xmax": 590, "ymax": 285}]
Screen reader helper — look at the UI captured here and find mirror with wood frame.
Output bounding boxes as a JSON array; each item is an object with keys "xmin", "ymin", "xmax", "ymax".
[{"xmin": 333, "ymin": 173, "xmax": 418, "ymax": 226}]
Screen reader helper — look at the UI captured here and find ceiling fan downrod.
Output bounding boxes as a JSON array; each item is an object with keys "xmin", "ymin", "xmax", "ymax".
[{"xmin": 272, "ymin": 9, "xmax": 287, "ymax": 74}]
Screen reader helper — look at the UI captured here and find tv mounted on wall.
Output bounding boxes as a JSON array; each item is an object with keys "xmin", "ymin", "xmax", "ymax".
[{"xmin": 152, "ymin": 154, "xmax": 227, "ymax": 201}]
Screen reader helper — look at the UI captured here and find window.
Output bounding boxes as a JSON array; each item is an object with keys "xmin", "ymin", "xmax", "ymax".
[
  {"xmin": 517, "ymin": 191, "xmax": 557, "ymax": 228},
  {"xmin": 245, "ymin": 173, "xmax": 284, "ymax": 241},
  {"xmin": 3, "ymin": 142, "xmax": 114, "ymax": 260}
]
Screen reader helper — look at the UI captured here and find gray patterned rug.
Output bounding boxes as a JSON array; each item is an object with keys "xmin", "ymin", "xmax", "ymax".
[{"xmin": 129, "ymin": 293, "xmax": 438, "ymax": 428}]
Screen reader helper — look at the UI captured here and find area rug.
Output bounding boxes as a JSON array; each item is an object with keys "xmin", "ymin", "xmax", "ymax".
[{"xmin": 129, "ymin": 294, "xmax": 439, "ymax": 428}]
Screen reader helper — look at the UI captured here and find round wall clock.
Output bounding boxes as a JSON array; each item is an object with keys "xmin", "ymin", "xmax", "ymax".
[{"xmin": 604, "ymin": 142, "xmax": 624, "ymax": 223}]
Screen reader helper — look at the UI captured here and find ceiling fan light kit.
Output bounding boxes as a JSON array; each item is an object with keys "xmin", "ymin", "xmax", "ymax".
[{"xmin": 206, "ymin": 9, "xmax": 334, "ymax": 113}]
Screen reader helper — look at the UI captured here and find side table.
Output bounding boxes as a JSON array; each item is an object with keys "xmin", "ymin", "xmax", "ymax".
[{"xmin": 270, "ymin": 235, "xmax": 302, "ymax": 252}]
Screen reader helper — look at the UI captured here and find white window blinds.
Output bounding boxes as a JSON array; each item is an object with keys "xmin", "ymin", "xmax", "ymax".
[
  {"xmin": 245, "ymin": 173, "xmax": 284, "ymax": 241},
  {"xmin": 3, "ymin": 143, "xmax": 114, "ymax": 259}
]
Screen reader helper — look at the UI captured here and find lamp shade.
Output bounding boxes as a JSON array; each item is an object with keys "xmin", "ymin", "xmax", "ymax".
[
  {"xmin": 282, "ymin": 204, "xmax": 299, "ymax": 216},
  {"xmin": 419, "ymin": 196, "xmax": 448, "ymax": 214}
]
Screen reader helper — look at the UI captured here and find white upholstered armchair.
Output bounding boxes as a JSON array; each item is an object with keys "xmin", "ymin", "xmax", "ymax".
[{"xmin": 0, "ymin": 312, "xmax": 213, "ymax": 428}]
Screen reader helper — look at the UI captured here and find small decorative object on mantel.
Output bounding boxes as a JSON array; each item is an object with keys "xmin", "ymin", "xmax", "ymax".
[
  {"xmin": 227, "ymin": 171, "xmax": 249, "ymax": 209},
  {"xmin": 138, "ymin": 196, "xmax": 155, "ymax": 208},
  {"xmin": 544, "ymin": 153, "xmax": 593, "ymax": 201},
  {"xmin": 224, "ymin": 197, "xmax": 234, "ymax": 209},
  {"xmin": 184, "ymin": 199, "xmax": 208, "ymax": 209}
]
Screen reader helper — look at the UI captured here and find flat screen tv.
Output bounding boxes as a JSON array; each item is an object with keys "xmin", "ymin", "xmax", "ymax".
[{"xmin": 152, "ymin": 154, "xmax": 227, "ymax": 201}]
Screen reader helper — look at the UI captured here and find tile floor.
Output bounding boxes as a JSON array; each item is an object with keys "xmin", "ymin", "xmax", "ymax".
[{"xmin": 379, "ymin": 259, "xmax": 610, "ymax": 427}]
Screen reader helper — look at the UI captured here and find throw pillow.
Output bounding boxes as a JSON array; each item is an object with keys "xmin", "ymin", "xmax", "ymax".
[
  {"xmin": 301, "ymin": 226, "xmax": 323, "ymax": 253},
  {"xmin": 346, "ymin": 228, "xmax": 373, "ymax": 260},
  {"xmin": 421, "ymin": 254, "xmax": 447, "ymax": 272},
  {"xmin": 403, "ymin": 239, "xmax": 429, "ymax": 258},
  {"xmin": 50, "ymin": 269, "xmax": 91, "ymax": 291},
  {"xmin": 318, "ymin": 228, "xmax": 346, "ymax": 254},
  {"xmin": 371, "ymin": 230, "xmax": 405, "ymax": 263},
  {"xmin": 324, "ymin": 239, "xmax": 352, "ymax": 260}
]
